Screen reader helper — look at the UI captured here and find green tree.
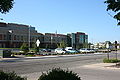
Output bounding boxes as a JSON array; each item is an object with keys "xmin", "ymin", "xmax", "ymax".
[
  {"xmin": 38, "ymin": 68, "xmax": 81, "ymax": 80},
  {"xmin": 34, "ymin": 46, "xmax": 39, "ymax": 53},
  {"xmin": 20, "ymin": 43, "xmax": 29, "ymax": 53},
  {"xmin": 57, "ymin": 41, "xmax": 68, "ymax": 48},
  {"xmin": 105, "ymin": 0, "xmax": 120, "ymax": 25},
  {"xmin": 83, "ymin": 43, "xmax": 88, "ymax": 48},
  {"xmin": 0, "ymin": 0, "xmax": 14, "ymax": 14}
]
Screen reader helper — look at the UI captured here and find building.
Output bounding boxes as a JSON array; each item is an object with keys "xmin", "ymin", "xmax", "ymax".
[
  {"xmin": 0, "ymin": 22, "xmax": 88, "ymax": 49},
  {"xmin": 0, "ymin": 22, "xmax": 38, "ymax": 48},
  {"xmin": 67, "ymin": 32, "xmax": 88, "ymax": 49},
  {"xmin": 43, "ymin": 33, "xmax": 68, "ymax": 48}
]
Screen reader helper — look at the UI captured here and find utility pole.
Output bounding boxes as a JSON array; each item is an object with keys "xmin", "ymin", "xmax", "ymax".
[
  {"xmin": 115, "ymin": 41, "xmax": 118, "ymax": 60},
  {"xmin": 28, "ymin": 26, "xmax": 31, "ymax": 51},
  {"xmin": 51, "ymin": 35, "xmax": 53, "ymax": 49},
  {"xmin": 8, "ymin": 30, "xmax": 13, "ymax": 48}
]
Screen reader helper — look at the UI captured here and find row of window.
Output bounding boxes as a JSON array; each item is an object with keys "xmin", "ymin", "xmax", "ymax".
[
  {"xmin": 0, "ymin": 34, "xmax": 6, "ymax": 40},
  {"xmin": 44, "ymin": 36, "xmax": 67, "ymax": 43},
  {"xmin": 0, "ymin": 34, "xmax": 38, "ymax": 41}
]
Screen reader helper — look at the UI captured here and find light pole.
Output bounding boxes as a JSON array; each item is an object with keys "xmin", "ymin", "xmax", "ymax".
[
  {"xmin": 51, "ymin": 35, "xmax": 53, "ymax": 49},
  {"xmin": 28, "ymin": 26, "xmax": 31, "ymax": 51},
  {"xmin": 8, "ymin": 30, "xmax": 13, "ymax": 48},
  {"xmin": 115, "ymin": 41, "xmax": 118, "ymax": 60}
]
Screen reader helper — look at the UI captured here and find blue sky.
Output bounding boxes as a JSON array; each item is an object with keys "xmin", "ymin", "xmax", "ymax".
[{"xmin": 0, "ymin": 0, "xmax": 120, "ymax": 43}]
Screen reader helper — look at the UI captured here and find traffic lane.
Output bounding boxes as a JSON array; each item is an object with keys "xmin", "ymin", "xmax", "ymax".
[
  {"xmin": 0, "ymin": 54, "xmax": 107, "ymax": 74},
  {"xmin": 0, "ymin": 53, "xmax": 120, "ymax": 74}
]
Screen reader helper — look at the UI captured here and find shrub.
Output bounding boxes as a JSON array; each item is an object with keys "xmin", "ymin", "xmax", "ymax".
[
  {"xmin": 103, "ymin": 58, "xmax": 120, "ymax": 63},
  {"xmin": 38, "ymin": 68, "xmax": 81, "ymax": 80},
  {"xmin": 0, "ymin": 70, "xmax": 26, "ymax": 80},
  {"xmin": 20, "ymin": 43, "xmax": 29, "ymax": 54},
  {"xmin": 25, "ymin": 54, "xmax": 35, "ymax": 57}
]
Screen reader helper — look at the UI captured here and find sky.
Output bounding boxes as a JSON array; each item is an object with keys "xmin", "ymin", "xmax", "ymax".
[{"xmin": 0, "ymin": 0, "xmax": 120, "ymax": 43}]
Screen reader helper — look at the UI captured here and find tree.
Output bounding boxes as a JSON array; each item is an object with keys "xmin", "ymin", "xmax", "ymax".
[
  {"xmin": 34, "ymin": 45, "xmax": 39, "ymax": 53},
  {"xmin": 104, "ymin": 0, "xmax": 120, "ymax": 25},
  {"xmin": 38, "ymin": 68, "xmax": 81, "ymax": 80},
  {"xmin": 20, "ymin": 43, "xmax": 29, "ymax": 53},
  {"xmin": 57, "ymin": 41, "xmax": 68, "ymax": 48},
  {"xmin": 83, "ymin": 43, "xmax": 88, "ymax": 48},
  {"xmin": 0, "ymin": 0, "xmax": 14, "ymax": 14}
]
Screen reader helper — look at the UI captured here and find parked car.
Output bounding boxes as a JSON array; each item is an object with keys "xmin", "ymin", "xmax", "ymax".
[
  {"xmin": 65, "ymin": 47, "xmax": 73, "ymax": 51},
  {"xmin": 41, "ymin": 49, "xmax": 51, "ymax": 52},
  {"xmin": 66, "ymin": 49, "xmax": 78, "ymax": 53},
  {"xmin": 79, "ymin": 48, "xmax": 95, "ymax": 53},
  {"xmin": 54, "ymin": 48, "xmax": 66, "ymax": 54}
]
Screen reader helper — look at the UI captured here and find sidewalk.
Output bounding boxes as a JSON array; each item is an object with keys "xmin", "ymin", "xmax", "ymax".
[{"xmin": 82, "ymin": 63, "xmax": 120, "ymax": 70}]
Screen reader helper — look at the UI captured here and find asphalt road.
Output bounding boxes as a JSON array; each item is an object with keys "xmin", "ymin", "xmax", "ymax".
[{"xmin": 0, "ymin": 53, "xmax": 120, "ymax": 80}]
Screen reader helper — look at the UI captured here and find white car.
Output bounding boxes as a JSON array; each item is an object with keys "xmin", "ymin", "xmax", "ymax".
[{"xmin": 54, "ymin": 48, "xmax": 66, "ymax": 54}]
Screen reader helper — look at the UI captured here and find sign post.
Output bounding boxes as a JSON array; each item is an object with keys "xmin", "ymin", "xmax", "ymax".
[
  {"xmin": 106, "ymin": 42, "xmax": 110, "ymax": 60},
  {"xmin": 36, "ymin": 39, "xmax": 40, "ymax": 53},
  {"xmin": 115, "ymin": 41, "xmax": 118, "ymax": 60}
]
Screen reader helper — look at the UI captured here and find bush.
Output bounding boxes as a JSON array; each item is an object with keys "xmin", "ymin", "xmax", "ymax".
[
  {"xmin": 25, "ymin": 54, "xmax": 35, "ymax": 57},
  {"xmin": 20, "ymin": 43, "xmax": 29, "ymax": 54},
  {"xmin": 0, "ymin": 70, "xmax": 26, "ymax": 80},
  {"xmin": 103, "ymin": 58, "xmax": 120, "ymax": 63},
  {"xmin": 38, "ymin": 68, "xmax": 81, "ymax": 80}
]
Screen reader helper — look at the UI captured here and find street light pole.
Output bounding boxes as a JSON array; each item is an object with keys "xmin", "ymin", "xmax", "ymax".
[
  {"xmin": 51, "ymin": 35, "xmax": 53, "ymax": 49},
  {"xmin": 115, "ymin": 41, "xmax": 118, "ymax": 60},
  {"xmin": 28, "ymin": 26, "xmax": 31, "ymax": 51},
  {"xmin": 8, "ymin": 30, "xmax": 13, "ymax": 48}
]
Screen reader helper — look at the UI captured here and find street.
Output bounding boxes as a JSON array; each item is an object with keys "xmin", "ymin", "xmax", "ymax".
[{"xmin": 0, "ymin": 53, "xmax": 120, "ymax": 80}]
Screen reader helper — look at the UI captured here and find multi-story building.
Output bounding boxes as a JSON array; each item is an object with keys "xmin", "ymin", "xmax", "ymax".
[
  {"xmin": 67, "ymin": 32, "xmax": 88, "ymax": 49},
  {"xmin": 43, "ymin": 33, "xmax": 68, "ymax": 48},
  {"xmin": 0, "ymin": 22, "xmax": 88, "ymax": 49},
  {"xmin": 0, "ymin": 22, "xmax": 38, "ymax": 48}
]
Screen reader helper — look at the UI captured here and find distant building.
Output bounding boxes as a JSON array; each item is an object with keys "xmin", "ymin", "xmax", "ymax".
[
  {"xmin": 0, "ymin": 22, "xmax": 88, "ymax": 49},
  {"xmin": 67, "ymin": 32, "xmax": 88, "ymax": 49},
  {"xmin": 0, "ymin": 22, "xmax": 38, "ymax": 48},
  {"xmin": 43, "ymin": 33, "xmax": 68, "ymax": 48}
]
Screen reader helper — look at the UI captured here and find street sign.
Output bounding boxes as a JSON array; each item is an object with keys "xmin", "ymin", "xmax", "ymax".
[
  {"xmin": 106, "ymin": 43, "xmax": 109, "ymax": 49},
  {"xmin": 36, "ymin": 39, "xmax": 40, "ymax": 47}
]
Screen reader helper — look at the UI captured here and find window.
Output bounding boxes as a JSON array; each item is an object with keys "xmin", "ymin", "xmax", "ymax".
[
  {"xmin": 14, "ymin": 35, "xmax": 16, "ymax": 40},
  {"xmin": 3, "ymin": 35, "xmax": 6, "ymax": 40},
  {"xmin": 0, "ymin": 34, "xmax": 2, "ymax": 40},
  {"xmin": 17, "ymin": 36, "xmax": 19, "ymax": 40},
  {"xmin": 21, "ymin": 36, "xmax": 23, "ymax": 41}
]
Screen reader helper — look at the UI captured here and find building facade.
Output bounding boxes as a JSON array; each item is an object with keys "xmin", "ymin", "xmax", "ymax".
[
  {"xmin": 0, "ymin": 22, "xmax": 88, "ymax": 49},
  {"xmin": 67, "ymin": 32, "xmax": 88, "ymax": 49},
  {"xmin": 0, "ymin": 22, "xmax": 38, "ymax": 48},
  {"xmin": 43, "ymin": 33, "xmax": 68, "ymax": 48}
]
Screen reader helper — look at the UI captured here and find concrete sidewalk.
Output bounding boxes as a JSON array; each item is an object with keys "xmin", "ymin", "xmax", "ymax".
[
  {"xmin": 82, "ymin": 63, "xmax": 120, "ymax": 70},
  {"xmin": 20, "ymin": 63, "xmax": 120, "ymax": 80}
]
